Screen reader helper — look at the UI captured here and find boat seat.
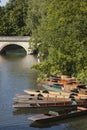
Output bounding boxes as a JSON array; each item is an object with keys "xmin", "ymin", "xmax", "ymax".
[{"xmin": 48, "ymin": 111, "xmax": 59, "ymax": 116}]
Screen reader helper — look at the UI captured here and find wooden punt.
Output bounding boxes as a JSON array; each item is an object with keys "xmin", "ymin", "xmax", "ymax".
[
  {"xmin": 28, "ymin": 107, "xmax": 87, "ymax": 123},
  {"xmin": 24, "ymin": 89, "xmax": 70, "ymax": 98},
  {"xmin": 13, "ymin": 102, "xmax": 77, "ymax": 109},
  {"xmin": 13, "ymin": 96, "xmax": 71, "ymax": 103},
  {"xmin": 13, "ymin": 99, "xmax": 87, "ymax": 109},
  {"xmin": 13, "ymin": 98, "xmax": 71, "ymax": 104},
  {"xmin": 24, "ymin": 89, "xmax": 61, "ymax": 95}
]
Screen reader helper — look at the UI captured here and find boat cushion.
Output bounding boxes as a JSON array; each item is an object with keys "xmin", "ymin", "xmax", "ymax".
[{"xmin": 48, "ymin": 111, "xmax": 59, "ymax": 116}]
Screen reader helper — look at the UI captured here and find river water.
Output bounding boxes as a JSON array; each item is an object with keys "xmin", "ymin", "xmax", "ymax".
[{"xmin": 0, "ymin": 55, "xmax": 87, "ymax": 130}]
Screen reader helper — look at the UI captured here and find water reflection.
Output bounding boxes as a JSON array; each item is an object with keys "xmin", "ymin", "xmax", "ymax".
[
  {"xmin": 0, "ymin": 54, "xmax": 38, "ymax": 128},
  {"xmin": 13, "ymin": 107, "xmax": 65, "ymax": 115}
]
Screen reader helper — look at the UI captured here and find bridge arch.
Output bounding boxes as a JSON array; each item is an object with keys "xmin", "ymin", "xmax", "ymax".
[
  {"xmin": 0, "ymin": 43, "xmax": 27, "ymax": 55},
  {"xmin": 0, "ymin": 36, "xmax": 31, "ymax": 55}
]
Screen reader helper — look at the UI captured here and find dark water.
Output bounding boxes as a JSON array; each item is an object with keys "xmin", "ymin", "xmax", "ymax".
[{"xmin": 0, "ymin": 55, "xmax": 87, "ymax": 130}]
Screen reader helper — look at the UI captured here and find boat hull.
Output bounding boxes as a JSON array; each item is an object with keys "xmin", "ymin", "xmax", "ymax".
[
  {"xmin": 29, "ymin": 108, "xmax": 87, "ymax": 123},
  {"xmin": 13, "ymin": 101, "xmax": 87, "ymax": 109}
]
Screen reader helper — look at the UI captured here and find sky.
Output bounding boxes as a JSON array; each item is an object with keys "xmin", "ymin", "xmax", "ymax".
[{"xmin": 0, "ymin": 0, "xmax": 9, "ymax": 6}]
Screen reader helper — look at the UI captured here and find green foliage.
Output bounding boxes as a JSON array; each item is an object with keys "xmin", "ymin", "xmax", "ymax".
[
  {"xmin": 0, "ymin": 0, "xmax": 28, "ymax": 36},
  {"xmin": 77, "ymin": 67, "xmax": 87, "ymax": 84},
  {"xmin": 31, "ymin": 0, "xmax": 87, "ymax": 82}
]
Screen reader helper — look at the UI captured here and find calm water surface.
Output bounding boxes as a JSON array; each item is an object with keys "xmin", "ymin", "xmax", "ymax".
[{"xmin": 0, "ymin": 55, "xmax": 87, "ymax": 130}]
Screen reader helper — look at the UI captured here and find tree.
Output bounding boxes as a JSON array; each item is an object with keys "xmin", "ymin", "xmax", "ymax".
[
  {"xmin": 0, "ymin": 0, "xmax": 28, "ymax": 36},
  {"xmin": 31, "ymin": 0, "xmax": 87, "ymax": 83},
  {"xmin": 0, "ymin": 6, "xmax": 5, "ymax": 35}
]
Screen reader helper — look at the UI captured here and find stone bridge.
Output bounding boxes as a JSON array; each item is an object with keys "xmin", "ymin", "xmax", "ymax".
[{"xmin": 0, "ymin": 36, "xmax": 32, "ymax": 55}]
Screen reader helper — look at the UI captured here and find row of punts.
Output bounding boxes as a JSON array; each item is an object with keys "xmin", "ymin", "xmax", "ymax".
[
  {"xmin": 13, "ymin": 88, "xmax": 87, "ymax": 109},
  {"xmin": 13, "ymin": 75, "xmax": 87, "ymax": 124}
]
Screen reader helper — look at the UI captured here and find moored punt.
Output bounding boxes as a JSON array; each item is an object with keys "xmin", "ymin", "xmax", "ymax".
[
  {"xmin": 13, "ymin": 102, "xmax": 77, "ymax": 109},
  {"xmin": 24, "ymin": 89, "xmax": 62, "ymax": 95},
  {"xmin": 24, "ymin": 88, "xmax": 70, "ymax": 98},
  {"xmin": 28, "ymin": 107, "xmax": 87, "ymax": 123},
  {"xmin": 13, "ymin": 98, "xmax": 71, "ymax": 104},
  {"xmin": 13, "ymin": 99, "xmax": 87, "ymax": 109},
  {"xmin": 13, "ymin": 96, "xmax": 71, "ymax": 103}
]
